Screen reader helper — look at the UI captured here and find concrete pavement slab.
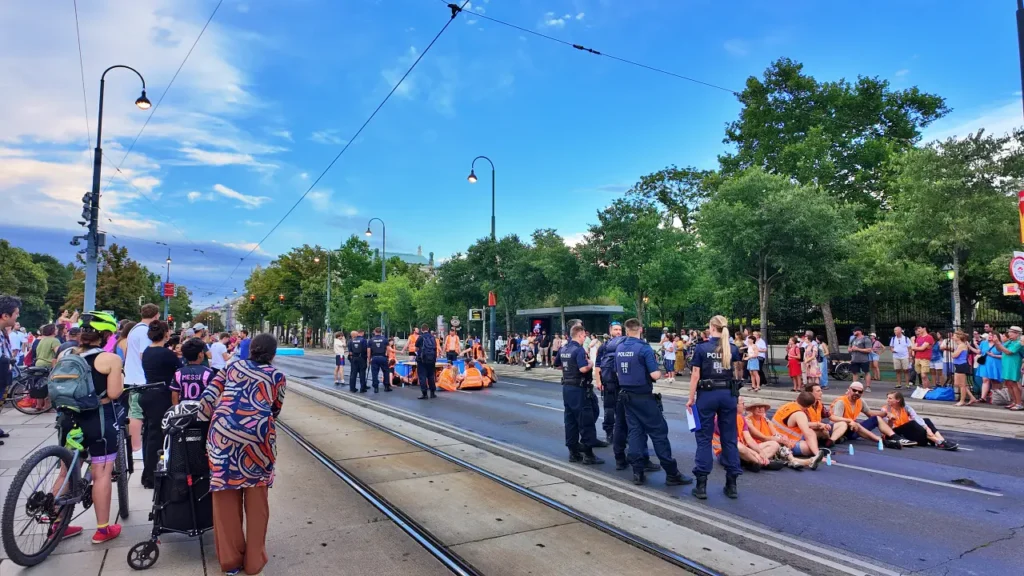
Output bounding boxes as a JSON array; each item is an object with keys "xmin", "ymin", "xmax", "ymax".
[
  {"xmin": 532, "ymin": 483, "xmax": 782, "ymax": 576},
  {"xmin": 101, "ymin": 542, "xmax": 206, "ymax": 576},
  {"xmin": 0, "ymin": 550, "xmax": 105, "ymax": 576},
  {"xmin": 306, "ymin": 427, "xmax": 423, "ymax": 461},
  {"xmin": 371, "ymin": 471, "xmax": 576, "ymax": 546},
  {"xmin": 339, "ymin": 451, "xmax": 464, "ymax": 485},
  {"xmin": 442, "ymin": 442, "xmax": 567, "ymax": 488},
  {"xmin": 451, "ymin": 522, "xmax": 690, "ymax": 576}
]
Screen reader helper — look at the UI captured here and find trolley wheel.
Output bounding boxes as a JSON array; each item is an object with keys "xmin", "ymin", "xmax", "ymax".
[
  {"xmin": 127, "ymin": 540, "xmax": 159, "ymax": 570},
  {"xmin": 834, "ymin": 362, "xmax": 851, "ymax": 381}
]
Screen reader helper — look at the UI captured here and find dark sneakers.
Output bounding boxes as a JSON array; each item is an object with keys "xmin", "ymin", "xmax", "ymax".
[
  {"xmin": 936, "ymin": 441, "xmax": 959, "ymax": 451},
  {"xmin": 810, "ymin": 449, "xmax": 829, "ymax": 471},
  {"xmin": 665, "ymin": 473, "xmax": 693, "ymax": 486}
]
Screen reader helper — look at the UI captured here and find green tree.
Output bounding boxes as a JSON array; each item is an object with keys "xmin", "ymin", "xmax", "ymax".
[
  {"xmin": 63, "ymin": 244, "xmax": 158, "ymax": 321},
  {"xmin": 626, "ymin": 166, "xmax": 719, "ymax": 232},
  {"xmin": 194, "ymin": 310, "xmax": 224, "ymax": 333},
  {"xmin": 721, "ymin": 57, "xmax": 948, "ymax": 221},
  {"xmin": 378, "ymin": 275, "xmax": 417, "ymax": 332},
  {"xmin": 29, "ymin": 254, "xmax": 74, "ymax": 319},
  {"xmin": 698, "ymin": 168, "xmax": 850, "ymax": 338},
  {"xmin": 345, "ymin": 281, "xmax": 380, "ymax": 331},
  {"xmin": 0, "ymin": 241, "xmax": 49, "ymax": 328},
  {"xmin": 890, "ymin": 129, "xmax": 1024, "ymax": 326},
  {"xmin": 532, "ymin": 229, "xmax": 599, "ymax": 332}
]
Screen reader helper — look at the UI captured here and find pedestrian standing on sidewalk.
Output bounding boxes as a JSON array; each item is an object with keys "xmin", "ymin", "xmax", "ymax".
[
  {"xmin": 889, "ymin": 327, "xmax": 911, "ymax": 389},
  {"xmin": 989, "ymin": 326, "xmax": 1024, "ymax": 411},
  {"xmin": 202, "ymin": 333, "xmax": 285, "ymax": 576}
]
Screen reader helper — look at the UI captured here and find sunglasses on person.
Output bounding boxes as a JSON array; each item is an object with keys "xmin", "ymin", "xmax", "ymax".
[{"xmin": 850, "ymin": 390, "xmax": 863, "ymax": 396}]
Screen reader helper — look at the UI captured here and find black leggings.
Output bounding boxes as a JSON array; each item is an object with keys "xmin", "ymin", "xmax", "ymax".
[
  {"xmin": 894, "ymin": 419, "xmax": 937, "ymax": 446},
  {"xmin": 138, "ymin": 389, "xmax": 172, "ymax": 485}
]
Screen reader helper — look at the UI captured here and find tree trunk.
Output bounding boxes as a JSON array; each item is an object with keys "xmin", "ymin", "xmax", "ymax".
[
  {"xmin": 505, "ymin": 306, "xmax": 512, "ymax": 336},
  {"xmin": 758, "ymin": 276, "xmax": 769, "ymax": 343},
  {"xmin": 820, "ymin": 300, "xmax": 838, "ymax": 351},
  {"xmin": 951, "ymin": 250, "xmax": 962, "ymax": 329},
  {"xmin": 560, "ymin": 305, "xmax": 566, "ymax": 335},
  {"xmin": 636, "ymin": 294, "xmax": 646, "ymax": 328},
  {"xmin": 868, "ymin": 296, "xmax": 877, "ymax": 335}
]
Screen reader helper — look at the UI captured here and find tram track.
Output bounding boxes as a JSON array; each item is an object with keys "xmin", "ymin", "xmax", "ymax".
[{"xmin": 280, "ymin": 391, "xmax": 721, "ymax": 576}]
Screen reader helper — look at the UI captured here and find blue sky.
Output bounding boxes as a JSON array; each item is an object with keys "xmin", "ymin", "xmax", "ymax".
[{"xmin": 2, "ymin": 0, "xmax": 1022, "ymax": 309}]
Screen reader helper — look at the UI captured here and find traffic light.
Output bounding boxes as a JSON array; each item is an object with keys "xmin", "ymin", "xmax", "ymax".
[
  {"xmin": 278, "ymin": 294, "xmax": 285, "ymax": 302},
  {"xmin": 167, "ymin": 314, "xmax": 174, "ymax": 323},
  {"xmin": 249, "ymin": 294, "xmax": 256, "ymax": 303},
  {"xmin": 79, "ymin": 192, "xmax": 93, "ymax": 228}
]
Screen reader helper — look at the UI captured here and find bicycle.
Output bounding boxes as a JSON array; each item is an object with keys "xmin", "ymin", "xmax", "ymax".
[
  {"xmin": 3, "ymin": 365, "xmax": 54, "ymax": 416},
  {"xmin": 0, "ymin": 382, "xmax": 163, "ymax": 567}
]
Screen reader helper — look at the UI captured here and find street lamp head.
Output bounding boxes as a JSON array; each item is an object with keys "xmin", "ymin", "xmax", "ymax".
[
  {"xmin": 946, "ymin": 269, "xmax": 956, "ymax": 280},
  {"xmin": 135, "ymin": 90, "xmax": 152, "ymax": 110},
  {"xmin": 166, "ymin": 257, "xmax": 172, "ymax": 264},
  {"xmin": 314, "ymin": 256, "xmax": 320, "ymax": 263},
  {"xmin": 365, "ymin": 227, "xmax": 373, "ymax": 237},
  {"xmin": 467, "ymin": 170, "xmax": 478, "ymax": 184}
]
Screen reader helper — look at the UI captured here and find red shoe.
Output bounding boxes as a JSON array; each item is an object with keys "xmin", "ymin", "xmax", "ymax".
[
  {"xmin": 17, "ymin": 397, "xmax": 36, "ymax": 410},
  {"xmin": 62, "ymin": 526, "xmax": 83, "ymax": 539},
  {"xmin": 91, "ymin": 524, "xmax": 121, "ymax": 544}
]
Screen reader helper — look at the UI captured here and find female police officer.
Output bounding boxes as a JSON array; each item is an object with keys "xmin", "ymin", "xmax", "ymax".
[{"xmin": 687, "ymin": 315, "xmax": 742, "ymax": 499}]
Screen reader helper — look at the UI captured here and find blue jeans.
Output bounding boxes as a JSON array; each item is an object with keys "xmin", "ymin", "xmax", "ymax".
[
  {"xmin": 693, "ymin": 388, "xmax": 742, "ymax": 477},
  {"xmin": 820, "ymin": 359, "xmax": 829, "ymax": 387},
  {"xmin": 621, "ymin": 392, "xmax": 679, "ymax": 476},
  {"xmin": 563, "ymin": 385, "xmax": 599, "ymax": 451}
]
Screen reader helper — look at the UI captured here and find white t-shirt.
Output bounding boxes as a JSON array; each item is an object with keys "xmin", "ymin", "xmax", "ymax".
[
  {"xmin": 210, "ymin": 341, "xmax": 229, "ymax": 370},
  {"xmin": 890, "ymin": 335, "xmax": 910, "ymax": 359},
  {"xmin": 756, "ymin": 338, "xmax": 767, "ymax": 358},
  {"xmin": 333, "ymin": 338, "xmax": 347, "ymax": 356},
  {"xmin": 8, "ymin": 330, "xmax": 27, "ymax": 355},
  {"xmin": 124, "ymin": 321, "xmax": 152, "ymax": 384},
  {"xmin": 662, "ymin": 341, "xmax": 676, "ymax": 360}
]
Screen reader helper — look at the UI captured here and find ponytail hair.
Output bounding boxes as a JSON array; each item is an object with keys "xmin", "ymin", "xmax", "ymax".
[{"xmin": 710, "ymin": 315, "xmax": 731, "ymax": 366}]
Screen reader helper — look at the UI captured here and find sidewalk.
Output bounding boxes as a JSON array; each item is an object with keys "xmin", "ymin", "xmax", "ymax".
[
  {"xmin": 0, "ymin": 407, "xmax": 451, "ymax": 575},
  {"xmin": 489, "ymin": 364, "xmax": 1024, "ymax": 428}
]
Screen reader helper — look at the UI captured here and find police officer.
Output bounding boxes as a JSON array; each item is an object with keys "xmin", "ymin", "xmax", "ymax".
[
  {"xmin": 368, "ymin": 327, "xmax": 392, "ymax": 393},
  {"xmin": 560, "ymin": 324, "xmax": 605, "ymax": 465},
  {"xmin": 687, "ymin": 314, "xmax": 742, "ymax": 499},
  {"xmin": 415, "ymin": 323, "xmax": 438, "ymax": 399},
  {"xmin": 615, "ymin": 318, "xmax": 691, "ymax": 486},
  {"xmin": 347, "ymin": 330, "xmax": 369, "ymax": 393},
  {"xmin": 595, "ymin": 322, "xmax": 656, "ymax": 471}
]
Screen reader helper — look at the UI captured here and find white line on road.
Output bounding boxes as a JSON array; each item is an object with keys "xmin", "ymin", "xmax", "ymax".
[
  {"xmin": 832, "ymin": 462, "xmax": 1002, "ymax": 496},
  {"xmin": 455, "ymin": 390, "xmax": 473, "ymax": 394},
  {"xmin": 503, "ymin": 382, "xmax": 527, "ymax": 387},
  {"xmin": 526, "ymin": 402, "xmax": 564, "ymax": 412}
]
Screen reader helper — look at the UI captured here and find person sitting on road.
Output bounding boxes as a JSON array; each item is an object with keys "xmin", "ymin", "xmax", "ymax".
[
  {"xmin": 744, "ymin": 399, "xmax": 820, "ymax": 470},
  {"xmin": 478, "ymin": 359, "xmax": 497, "ymax": 387},
  {"xmin": 805, "ymin": 383, "xmax": 835, "ymax": 448},
  {"xmin": 877, "ymin": 391, "xmax": 958, "ymax": 451},
  {"xmin": 714, "ymin": 398, "xmax": 782, "ymax": 472},
  {"xmin": 828, "ymin": 382, "xmax": 916, "ymax": 448},
  {"xmin": 437, "ymin": 363, "xmax": 460, "ymax": 392},
  {"xmin": 771, "ymin": 392, "xmax": 828, "ymax": 469}
]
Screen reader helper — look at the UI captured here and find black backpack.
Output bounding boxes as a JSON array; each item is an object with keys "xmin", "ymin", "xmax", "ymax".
[{"xmin": 418, "ymin": 333, "xmax": 437, "ymax": 363}]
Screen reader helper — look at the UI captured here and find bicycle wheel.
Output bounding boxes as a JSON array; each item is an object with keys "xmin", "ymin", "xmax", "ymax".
[
  {"xmin": 1, "ymin": 445, "xmax": 76, "ymax": 567},
  {"xmin": 834, "ymin": 363, "xmax": 851, "ymax": 381},
  {"xmin": 9, "ymin": 378, "xmax": 44, "ymax": 416},
  {"xmin": 115, "ymin": 429, "xmax": 130, "ymax": 520}
]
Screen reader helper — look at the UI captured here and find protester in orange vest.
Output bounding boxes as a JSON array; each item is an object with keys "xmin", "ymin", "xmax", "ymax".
[
  {"xmin": 479, "ymin": 361, "xmax": 496, "ymax": 387},
  {"xmin": 403, "ymin": 327, "xmax": 420, "ymax": 358},
  {"xmin": 829, "ymin": 382, "xmax": 914, "ymax": 448},
  {"xmin": 714, "ymin": 398, "xmax": 781, "ymax": 472},
  {"xmin": 744, "ymin": 400, "xmax": 818, "ymax": 470},
  {"xmin": 805, "ymin": 383, "xmax": 835, "ymax": 447},
  {"xmin": 771, "ymin": 392, "xmax": 828, "ymax": 468},
  {"xmin": 444, "ymin": 329, "xmax": 461, "ymax": 364},
  {"xmin": 436, "ymin": 363, "xmax": 459, "ymax": 392},
  {"xmin": 460, "ymin": 364, "xmax": 485, "ymax": 389},
  {"xmin": 878, "ymin": 391, "xmax": 958, "ymax": 450}
]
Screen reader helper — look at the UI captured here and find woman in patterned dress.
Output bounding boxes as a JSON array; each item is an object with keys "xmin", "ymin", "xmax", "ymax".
[{"xmin": 200, "ymin": 333, "xmax": 285, "ymax": 576}]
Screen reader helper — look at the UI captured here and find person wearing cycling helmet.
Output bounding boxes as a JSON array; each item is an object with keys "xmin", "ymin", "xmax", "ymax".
[{"xmin": 57, "ymin": 311, "xmax": 125, "ymax": 544}]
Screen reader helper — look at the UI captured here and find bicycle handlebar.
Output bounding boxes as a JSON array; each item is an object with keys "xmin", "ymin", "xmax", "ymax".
[{"xmin": 122, "ymin": 382, "xmax": 168, "ymax": 392}]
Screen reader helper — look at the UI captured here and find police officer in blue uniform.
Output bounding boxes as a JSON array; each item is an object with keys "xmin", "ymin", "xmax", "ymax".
[
  {"xmin": 368, "ymin": 327, "xmax": 392, "ymax": 393},
  {"xmin": 596, "ymin": 322, "xmax": 656, "ymax": 471},
  {"xmin": 347, "ymin": 330, "xmax": 369, "ymax": 393},
  {"xmin": 687, "ymin": 315, "xmax": 742, "ymax": 499},
  {"xmin": 615, "ymin": 318, "xmax": 691, "ymax": 486},
  {"xmin": 560, "ymin": 324, "xmax": 605, "ymax": 465}
]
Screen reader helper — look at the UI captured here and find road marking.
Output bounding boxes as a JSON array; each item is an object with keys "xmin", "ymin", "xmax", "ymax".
[
  {"xmin": 526, "ymin": 402, "xmax": 564, "ymax": 412},
  {"xmin": 455, "ymin": 390, "xmax": 473, "ymax": 394},
  {"xmin": 956, "ymin": 446, "xmax": 975, "ymax": 451},
  {"xmin": 832, "ymin": 462, "xmax": 1002, "ymax": 496},
  {"xmin": 504, "ymin": 382, "xmax": 527, "ymax": 387}
]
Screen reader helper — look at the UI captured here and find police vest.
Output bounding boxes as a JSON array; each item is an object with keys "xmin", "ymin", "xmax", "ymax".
[
  {"xmin": 615, "ymin": 338, "xmax": 653, "ymax": 392},
  {"xmin": 369, "ymin": 336, "xmax": 388, "ymax": 356},
  {"xmin": 350, "ymin": 338, "xmax": 365, "ymax": 356},
  {"xmin": 598, "ymin": 336, "xmax": 626, "ymax": 386},
  {"xmin": 694, "ymin": 338, "xmax": 733, "ymax": 381},
  {"xmin": 560, "ymin": 341, "xmax": 586, "ymax": 386}
]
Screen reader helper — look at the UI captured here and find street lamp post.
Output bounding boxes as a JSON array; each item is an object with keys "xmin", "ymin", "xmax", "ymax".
[
  {"xmin": 157, "ymin": 243, "xmax": 171, "ymax": 319},
  {"xmin": 366, "ymin": 218, "xmax": 386, "ymax": 333},
  {"xmin": 467, "ymin": 155, "xmax": 497, "ymax": 360},
  {"xmin": 83, "ymin": 65, "xmax": 150, "ymax": 311},
  {"xmin": 315, "ymin": 251, "xmax": 333, "ymax": 343}
]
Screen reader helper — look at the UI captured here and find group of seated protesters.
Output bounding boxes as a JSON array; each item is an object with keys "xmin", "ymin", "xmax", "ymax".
[{"xmin": 714, "ymin": 381, "xmax": 958, "ymax": 473}]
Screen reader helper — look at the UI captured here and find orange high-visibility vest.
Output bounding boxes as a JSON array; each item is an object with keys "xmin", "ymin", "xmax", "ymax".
[
  {"xmin": 445, "ymin": 335, "xmax": 460, "ymax": 352},
  {"xmin": 713, "ymin": 417, "xmax": 747, "ymax": 456},
  {"xmin": 461, "ymin": 367, "xmax": 484, "ymax": 389},
  {"xmin": 408, "ymin": 333, "xmax": 419, "ymax": 353},
  {"xmin": 772, "ymin": 402, "xmax": 806, "ymax": 440},
  {"xmin": 830, "ymin": 396, "xmax": 863, "ymax": 422}
]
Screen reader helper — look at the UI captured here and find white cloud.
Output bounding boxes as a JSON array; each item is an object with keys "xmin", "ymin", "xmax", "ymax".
[
  {"xmin": 542, "ymin": 12, "xmax": 566, "ymax": 28},
  {"xmin": 576, "ymin": 12, "xmax": 585, "ymax": 20},
  {"xmin": 307, "ymin": 190, "xmax": 332, "ymax": 210},
  {"xmin": 178, "ymin": 147, "xmax": 277, "ymax": 170},
  {"xmin": 895, "ymin": 69, "xmax": 910, "ymax": 77},
  {"xmin": 380, "ymin": 46, "xmax": 459, "ymax": 117},
  {"xmin": 187, "ymin": 191, "xmax": 204, "ymax": 202},
  {"xmin": 241, "ymin": 220, "xmax": 263, "ymax": 226},
  {"xmin": 212, "ymin": 183, "xmax": 271, "ymax": 209},
  {"xmin": 381, "ymin": 46, "xmax": 420, "ymax": 99},
  {"xmin": 923, "ymin": 99, "xmax": 1024, "ymax": 143},
  {"xmin": 270, "ymin": 130, "xmax": 292, "ymax": 141},
  {"xmin": 217, "ymin": 241, "xmax": 267, "ymax": 255},
  {"xmin": 724, "ymin": 39, "xmax": 750, "ymax": 57},
  {"xmin": 310, "ymin": 129, "xmax": 347, "ymax": 145},
  {"xmin": 563, "ymin": 232, "xmax": 587, "ymax": 247}
]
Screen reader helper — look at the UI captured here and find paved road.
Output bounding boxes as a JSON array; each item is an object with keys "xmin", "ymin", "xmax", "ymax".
[{"xmin": 275, "ymin": 354, "xmax": 1024, "ymax": 576}]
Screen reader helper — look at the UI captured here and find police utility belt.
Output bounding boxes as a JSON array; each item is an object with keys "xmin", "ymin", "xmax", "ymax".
[{"xmin": 698, "ymin": 378, "xmax": 742, "ymax": 393}]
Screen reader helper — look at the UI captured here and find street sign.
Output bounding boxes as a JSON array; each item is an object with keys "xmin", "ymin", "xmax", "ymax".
[
  {"xmin": 1004, "ymin": 283, "xmax": 1020, "ymax": 296},
  {"xmin": 163, "ymin": 282, "xmax": 175, "ymax": 297},
  {"xmin": 450, "ymin": 316, "xmax": 461, "ymax": 328},
  {"xmin": 469, "ymin": 309, "xmax": 483, "ymax": 321},
  {"xmin": 1011, "ymin": 253, "xmax": 1024, "ymax": 284}
]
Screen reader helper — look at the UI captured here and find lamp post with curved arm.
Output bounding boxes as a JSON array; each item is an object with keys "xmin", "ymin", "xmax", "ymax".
[
  {"xmin": 366, "ymin": 218, "xmax": 386, "ymax": 332},
  {"xmin": 83, "ymin": 65, "xmax": 151, "ymax": 311},
  {"xmin": 467, "ymin": 155, "xmax": 497, "ymax": 359}
]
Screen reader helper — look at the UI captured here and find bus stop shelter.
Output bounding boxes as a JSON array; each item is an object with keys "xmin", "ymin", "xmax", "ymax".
[{"xmin": 516, "ymin": 305, "xmax": 625, "ymax": 336}]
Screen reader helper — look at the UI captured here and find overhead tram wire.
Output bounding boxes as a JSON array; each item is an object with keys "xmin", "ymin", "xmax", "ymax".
[
  {"xmin": 210, "ymin": 1, "xmax": 472, "ymax": 295},
  {"xmin": 102, "ymin": 0, "xmax": 225, "ymax": 191},
  {"xmin": 436, "ymin": 0, "xmax": 740, "ymax": 95},
  {"xmin": 72, "ymin": 0, "xmax": 92, "ymax": 147}
]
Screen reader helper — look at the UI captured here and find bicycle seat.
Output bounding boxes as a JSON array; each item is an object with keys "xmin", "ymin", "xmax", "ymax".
[{"xmin": 25, "ymin": 366, "xmax": 50, "ymax": 375}]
